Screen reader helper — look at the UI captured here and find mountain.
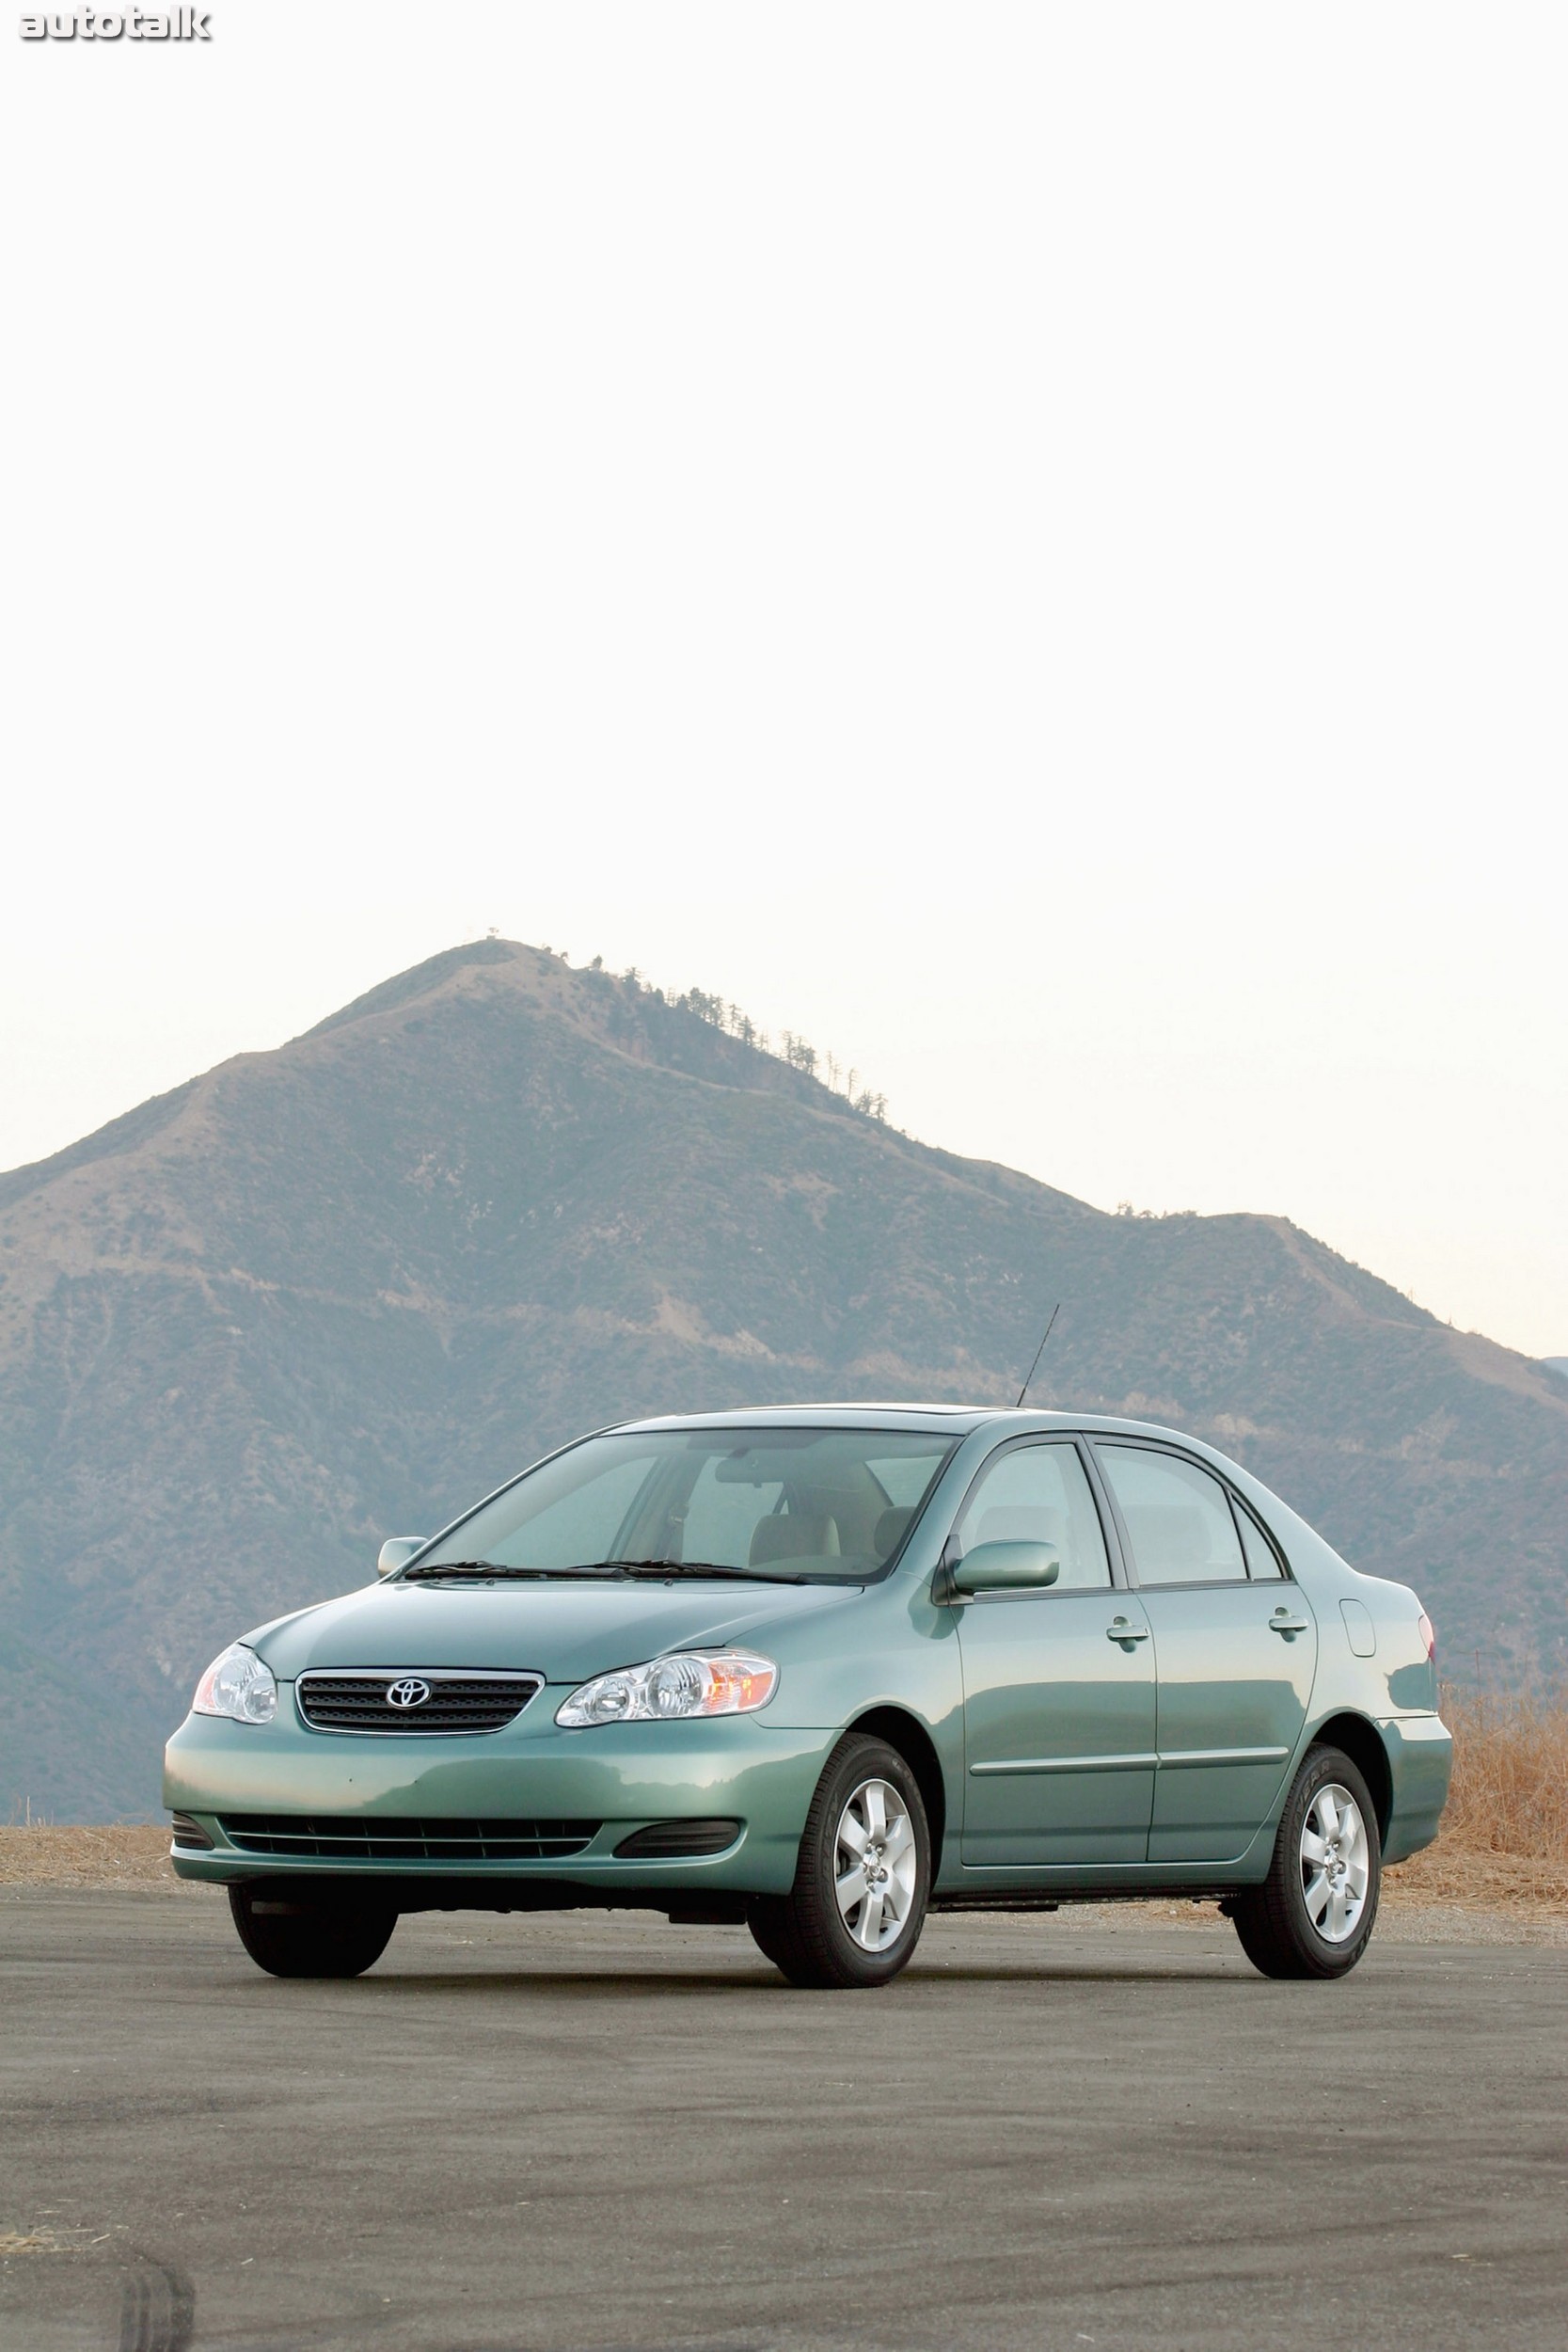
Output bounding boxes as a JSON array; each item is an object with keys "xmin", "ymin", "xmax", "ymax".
[
  {"xmin": 3, "ymin": 939, "xmax": 1565, "ymax": 1819},
  {"xmin": 1544, "ymin": 1359, "xmax": 1568, "ymax": 1383}
]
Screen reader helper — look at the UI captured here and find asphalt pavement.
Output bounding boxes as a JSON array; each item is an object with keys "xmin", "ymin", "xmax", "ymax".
[{"xmin": 1, "ymin": 1888, "xmax": 1563, "ymax": 2352}]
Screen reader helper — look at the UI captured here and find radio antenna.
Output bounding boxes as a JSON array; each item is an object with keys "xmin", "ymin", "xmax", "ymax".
[{"xmin": 1015, "ymin": 1301, "xmax": 1060, "ymax": 1409}]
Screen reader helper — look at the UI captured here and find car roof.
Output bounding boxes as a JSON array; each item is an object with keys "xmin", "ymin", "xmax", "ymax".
[{"xmin": 612, "ymin": 1402, "xmax": 1199, "ymax": 1444}]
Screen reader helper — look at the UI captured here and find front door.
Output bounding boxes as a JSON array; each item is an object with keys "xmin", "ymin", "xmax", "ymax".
[
  {"xmin": 955, "ymin": 1439, "xmax": 1157, "ymax": 1866},
  {"xmin": 1093, "ymin": 1441, "xmax": 1319, "ymax": 1865}
]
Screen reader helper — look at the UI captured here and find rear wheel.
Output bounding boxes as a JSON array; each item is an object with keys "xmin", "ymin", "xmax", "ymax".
[
  {"xmin": 1230, "ymin": 1745, "xmax": 1381, "ymax": 1980},
  {"xmin": 229, "ymin": 1885, "xmax": 396, "ymax": 1979},
  {"xmin": 748, "ymin": 1734, "xmax": 930, "ymax": 1989}
]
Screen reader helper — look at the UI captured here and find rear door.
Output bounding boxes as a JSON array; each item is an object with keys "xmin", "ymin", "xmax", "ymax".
[
  {"xmin": 954, "ymin": 1438, "xmax": 1157, "ymax": 1866},
  {"xmin": 1091, "ymin": 1441, "xmax": 1318, "ymax": 1864}
]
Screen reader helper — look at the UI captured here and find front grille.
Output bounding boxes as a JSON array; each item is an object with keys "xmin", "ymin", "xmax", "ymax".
[
  {"xmin": 296, "ymin": 1670, "xmax": 541, "ymax": 1734},
  {"xmin": 613, "ymin": 1818, "xmax": 742, "ymax": 1859},
  {"xmin": 218, "ymin": 1815, "xmax": 600, "ymax": 1861}
]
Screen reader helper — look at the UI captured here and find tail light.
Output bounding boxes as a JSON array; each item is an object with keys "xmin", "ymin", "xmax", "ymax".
[{"xmin": 1418, "ymin": 1611, "xmax": 1436, "ymax": 1663}]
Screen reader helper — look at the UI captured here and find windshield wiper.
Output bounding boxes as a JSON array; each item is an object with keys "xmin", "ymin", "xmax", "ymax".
[
  {"xmin": 402, "ymin": 1558, "xmax": 812, "ymax": 1585},
  {"xmin": 596, "ymin": 1559, "xmax": 808, "ymax": 1584},
  {"xmin": 402, "ymin": 1561, "xmax": 621, "ymax": 1582}
]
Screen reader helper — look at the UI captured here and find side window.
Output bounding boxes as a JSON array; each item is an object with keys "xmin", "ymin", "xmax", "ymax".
[
  {"xmin": 954, "ymin": 1442, "xmax": 1110, "ymax": 1591},
  {"xmin": 1235, "ymin": 1501, "xmax": 1284, "ymax": 1580},
  {"xmin": 1096, "ymin": 1445, "xmax": 1246, "ymax": 1586}
]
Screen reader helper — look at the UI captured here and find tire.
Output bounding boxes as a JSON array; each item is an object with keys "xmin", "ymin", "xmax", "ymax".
[
  {"xmin": 229, "ymin": 1884, "xmax": 396, "ymax": 1979},
  {"xmin": 748, "ymin": 1734, "xmax": 930, "ymax": 1989},
  {"xmin": 1230, "ymin": 1745, "xmax": 1382, "ymax": 1980}
]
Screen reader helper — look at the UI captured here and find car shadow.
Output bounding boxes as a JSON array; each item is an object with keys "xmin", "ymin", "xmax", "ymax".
[
  {"xmin": 324, "ymin": 1968, "xmax": 781, "ymax": 1997},
  {"xmin": 304, "ymin": 1957, "xmax": 1252, "ymax": 1995},
  {"xmin": 907, "ymin": 1961, "xmax": 1248, "ymax": 1983}
]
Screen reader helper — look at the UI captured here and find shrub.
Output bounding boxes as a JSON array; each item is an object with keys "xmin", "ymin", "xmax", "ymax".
[{"xmin": 1435, "ymin": 1687, "xmax": 1568, "ymax": 1860}]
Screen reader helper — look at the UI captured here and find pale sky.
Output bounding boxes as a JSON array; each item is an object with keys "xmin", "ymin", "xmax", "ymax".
[{"xmin": 2, "ymin": 7, "xmax": 1564, "ymax": 1359}]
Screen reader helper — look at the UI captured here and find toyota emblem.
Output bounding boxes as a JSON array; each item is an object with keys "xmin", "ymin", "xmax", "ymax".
[{"xmin": 386, "ymin": 1677, "xmax": 433, "ymax": 1709}]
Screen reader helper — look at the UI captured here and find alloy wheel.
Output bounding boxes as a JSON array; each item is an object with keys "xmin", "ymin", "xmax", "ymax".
[
  {"xmin": 1299, "ymin": 1781, "xmax": 1370, "ymax": 1944},
  {"xmin": 833, "ymin": 1775, "xmax": 918, "ymax": 1952}
]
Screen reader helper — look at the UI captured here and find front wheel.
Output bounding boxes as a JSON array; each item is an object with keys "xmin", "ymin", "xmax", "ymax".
[
  {"xmin": 1230, "ymin": 1745, "xmax": 1382, "ymax": 1980},
  {"xmin": 229, "ymin": 1885, "xmax": 396, "ymax": 1979},
  {"xmin": 748, "ymin": 1734, "xmax": 930, "ymax": 1989}
]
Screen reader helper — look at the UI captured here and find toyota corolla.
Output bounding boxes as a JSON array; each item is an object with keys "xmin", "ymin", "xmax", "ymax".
[{"xmin": 164, "ymin": 1406, "xmax": 1451, "ymax": 1987}]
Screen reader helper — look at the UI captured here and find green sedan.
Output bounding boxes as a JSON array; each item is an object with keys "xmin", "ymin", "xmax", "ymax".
[{"xmin": 164, "ymin": 1406, "xmax": 1451, "ymax": 1988}]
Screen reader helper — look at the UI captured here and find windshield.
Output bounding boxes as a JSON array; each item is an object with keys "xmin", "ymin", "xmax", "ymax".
[{"xmin": 410, "ymin": 1427, "xmax": 959, "ymax": 1584}]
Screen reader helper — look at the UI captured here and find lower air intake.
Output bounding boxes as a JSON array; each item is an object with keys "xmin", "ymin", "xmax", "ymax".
[{"xmin": 219, "ymin": 1816, "xmax": 599, "ymax": 1861}]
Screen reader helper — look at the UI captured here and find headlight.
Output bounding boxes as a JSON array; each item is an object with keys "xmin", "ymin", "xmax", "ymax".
[
  {"xmin": 555, "ymin": 1650, "xmax": 777, "ymax": 1728},
  {"xmin": 192, "ymin": 1643, "xmax": 277, "ymax": 1724}
]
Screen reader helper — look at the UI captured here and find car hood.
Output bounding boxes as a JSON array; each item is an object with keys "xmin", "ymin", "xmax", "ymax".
[{"xmin": 247, "ymin": 1576, "xmax": 857, "ymax": 1684}]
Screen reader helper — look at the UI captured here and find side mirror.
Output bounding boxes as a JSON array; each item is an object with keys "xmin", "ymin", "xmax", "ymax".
[
  {"xmin": 949, "ymin": 1539, "xmax": 1061, "ymax": 1597},
  {"xmin": 377, "ymin": 1536, "xmax": 427, "ymax": 1579}
]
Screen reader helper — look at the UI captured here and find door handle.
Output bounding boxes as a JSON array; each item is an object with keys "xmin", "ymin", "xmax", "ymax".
[
  {"xmin": 1269, "ymin": 1613, "xmax": 1310, "ymax": 1637},
  {"xmin": 1106, "ymin": 1618, "xmax": 1149, "ymax": 1645}
]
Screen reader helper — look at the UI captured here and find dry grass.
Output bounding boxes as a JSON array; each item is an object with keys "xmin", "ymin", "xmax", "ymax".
[
  {"xmin": 1429, "ymin": 1686, "xmax": 1568, "ymax": 1860},
  {"xmin": 3, "ymin": 1696, "xmax": 1564, "ymax": 1921},
  {"xmin": 0, "ymin": 2227, "xmax": 99, "ymax": 2257},
  {"xmin": 1380, "ymin": 1689, "xmax": 1568, "ymax": 1920},
  {"xmin": 0, "ymin": 1822, "xmax": 175, "ymax": 1889}
]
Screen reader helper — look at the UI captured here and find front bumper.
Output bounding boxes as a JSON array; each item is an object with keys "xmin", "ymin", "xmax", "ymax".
[{"xmin": 163, "ymin": 1695, "xmax": 831, "ymax": 1897}]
